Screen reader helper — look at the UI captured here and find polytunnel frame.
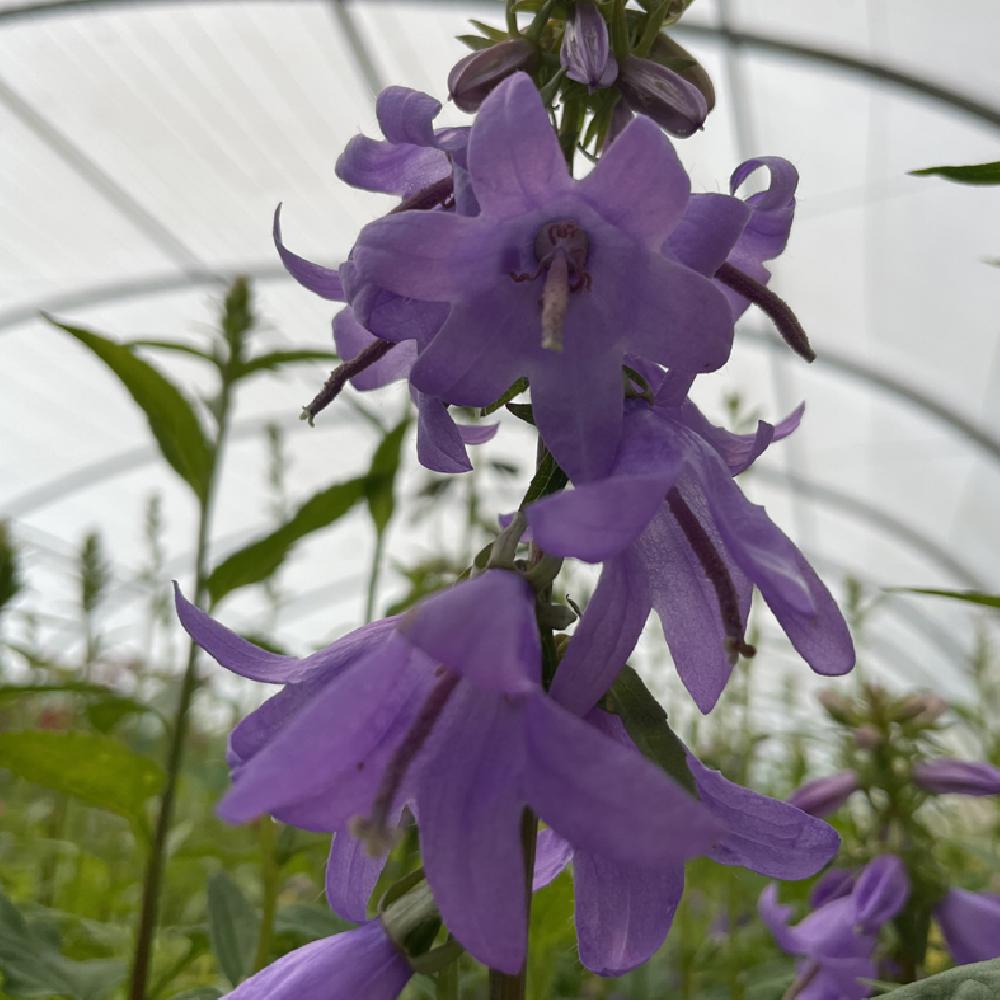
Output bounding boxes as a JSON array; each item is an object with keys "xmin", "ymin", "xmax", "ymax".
[{"xmin": 1, "ymin": 0, "xmax": 997, "ymax": 646}]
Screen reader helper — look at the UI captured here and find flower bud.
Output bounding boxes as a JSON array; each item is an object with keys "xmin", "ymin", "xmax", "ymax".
[
  {"xmin": 853, "ymin": 854, "xmax": 910, "ymax": 934},
  {"xmin": 935, "ymin": 889, "xmax": 1000, "ymax": 965},
  {"xmin": 617, "ymin": 54, "xmax": 707, "ymax": 137},
  {"xmin": 817, "ymin": 689, "xmax": 855, "ymax": 724},
  {"xmin": 853, "ymin": 725, "xmax": 882, "ymax": 750},
  {"xmin": 913, "ymin": 759, "xmax": 1000, "ymax": 797},
  {"xmin": 787, "ymin": 771, "xmax": 859, "ymax": 817},
  {"xmin": 448, "ymin": 38, "xmax": 540, "ymax": 113},
  {"xmin": 648, "ymin": 33, "xmax": 715, "ymax": 114},
  {"xmin": 560, "ymin": 0, "xmax": 617, "ymax": 90}
]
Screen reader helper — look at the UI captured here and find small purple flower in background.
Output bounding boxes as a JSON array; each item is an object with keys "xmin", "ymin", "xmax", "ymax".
[
  {"xmin": 351, "ymin": 72, "xmax": 736, "ymax": 481},
  {"xmin": 913, "ymin": 759, "xmax": 1000, "ymax": 796},
  {"xmin": 760, "ymin": 855, "xmax": 909, "ymax": 1000},
  {"xmin": 222, "ymin": 919, "xmax": 410, "ymax": 999},
  {"xmin": 788, "ymin": 771, "xmax": 861, "ymax": 818},
  {"xmin": 526, "ymin": 390, "xmax": 854, "ymax": 714},
  {"xmin": 561, "ymin": 0, "xmax": 617, "ymax": 90},
  {"xmin": 935, "ymin": 888, "xmax": 1000, "ymax": 965}
]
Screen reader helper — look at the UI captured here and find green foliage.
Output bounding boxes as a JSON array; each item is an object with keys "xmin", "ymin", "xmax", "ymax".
[
  {"xmin": 878, "ymin": 959, "xmax": 1000, "ymax": 997},
  {"xmin": 0, "ymin": 682, "xmax": 161, "ymax": 731},
  {"xmin": 206, "ymin": 871, "xmax": 259, "ymax": 986},
  {"xmin": 0, "ymin": 520, "xmax": 22, "ymax": 613},
  {"xmin": 205, "ymin": 476, "xmax": 368, "ymax": 605},
  {"xmin": 45, "ymin": 317, "xmax": 214, "ymax": 500},
  {"xmin": 0, "ymin": 889, "xmax": 125, "ymax": 1000},
  {"xmin": 909, "ymin": 161, "xmax": 1000, "ymax": 185},
  {"xmin": 78, "ymin": 532, "xmax": 110, "ymax": 619},
  {"xmin": 893, "ymin": 588, "xmax": 1000, "ymax": 610},
  {"xmin": 234, "ymin": 348, "xmax": 339, "ymax": 380},
  {"xmin": 365, "ymin": 419, "xmax": 410, "ymax": 536},
  {"xmin": 0, "ymin": 730, "xmax": 164, "ymax": 835},
  {"xmin": 608, "ymin": 667, "xmax": 697, "ymax": 795}
]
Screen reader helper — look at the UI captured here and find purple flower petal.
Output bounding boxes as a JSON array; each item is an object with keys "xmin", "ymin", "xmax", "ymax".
[
  {"xmin": 223, "ymin": 921, "xmax": 410, "ymax": 999},
  {"xmin": 578, "ymin": 116, "xmax": 688, "ymax": 245},
  {"xmin": 354, "ymin": 212, "xmax": 500, "ymax": 302},
  {"xmin": 574, "ymin": 852, "xmax": 683, "ymax": 976},
  {"xmin": 936, "ymin": 888, "xmax": 1000, "ymax": 964},
  {"xmin": 335, "ymin": 135, "xmax": 450, "ymax": 198},
  {"xmin": 788, "ymin": 771, "xmax": 860, "ymax": 818},
  {"xmin": 730, "ymin": 156, "xmax": 798, "ymax": 264},
  {"xmin": 414, "ymin": 685, "xmax": 529, "ymax": 973},
  {"xmin": 550, "ymin": 553, "xmax": 652, "ymax": 717},
  {"xmin": 458, "ymin": 421, "xmax": 498, "ymax": 446},
  {"xmin": 467, "ymin": 72, "xmax": 571, "ymax": 216},
  {"xmin": 376, "ymin": 86, "xmax": 441, "ymax": 147},
  {"xmin": 332, "ymin": 308, "xmax": 416, "ymax": 391},
  {"xmin": 913, "ymin": 759, "xmax": 1000, "ymax": 797},
  {"xmin": 523, "ymin": 697, "xmax": 721, "ymax": 868},
  {"xmin": 415, "ymin": 391, "xmax": 474, "ymax": 474},
  {"xmin": 533, "ymin": 827, "xmax": 573, "ymax": 890},
  {"xmin": 852, "ymin": 854, "xmax": 909, "ymax": 933},
  {"xmin": 665, "ymin": 193, "xmax": 750, "ymax": 275},
  {"xmin": 560, "ymin": 0, "xmax": 617, "ymax": 90},
  {"xmin": 273, "ymin": 205, "xmax": 345, "ymax": 301},
  {"xmin": 326, "ymin": 829, "xmax": 390, "ymax": 924},
  {"xmin": 174, "ymin": 583, "xmax": 395, "ymax": 684},
  {"xmin": 400, "ymin": 570, "xmax": 540, "ymax": 694},
  {"xmin": 688, "ymin": 755, "xmax": 840, "ymax": 879},
  {"xmin": 811, "ymin": 868, "xmax": 856, "ymax": 910}
]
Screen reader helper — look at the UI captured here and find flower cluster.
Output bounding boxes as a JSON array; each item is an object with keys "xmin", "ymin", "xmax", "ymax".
[{"xmin": 183, "ymin": 4, "xmax": 866, "ymax": 992}]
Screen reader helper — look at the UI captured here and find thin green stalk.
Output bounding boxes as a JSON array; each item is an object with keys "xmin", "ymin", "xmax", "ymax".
[
  {"xmin": 364, "ymin": 527, "xmax": 386, "ymax": 624},
  {"xmin": 127, "ymin": 354, "xmax": 238, "ymax": 1000},
  {"xmin": 437, "ymin": 957, "xmax": 459, "ymax": 1000},
  {"xmin": 252, "ymin": 818, "xmax": 280, "ymax": 972}
]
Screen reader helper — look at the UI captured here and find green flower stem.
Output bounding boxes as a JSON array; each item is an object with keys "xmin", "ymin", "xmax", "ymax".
[
  {"xmin": 252, "ymin": 817, "xmax": 280, "ymax": 973},
  {"xmin": 365, "ymin": 525, "xmax": 386, "ymax": 624},
  {"xmin": 127, "ymin": 329, "xmax": 240, "ymax": 1000}
]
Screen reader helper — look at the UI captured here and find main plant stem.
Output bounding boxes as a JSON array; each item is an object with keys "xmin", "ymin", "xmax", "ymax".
[{"xmin": 128, "ymin": 372, "xmax": 234, "ymax": 1000}]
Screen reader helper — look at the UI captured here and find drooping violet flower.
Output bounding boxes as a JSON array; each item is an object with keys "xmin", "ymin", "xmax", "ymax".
[
  {"xmin": 448, "ymin": 37, "xmax": 540, "ymax": 113},
  {"xmin": 222, "ymin": 919, "xmax": 410, "ymax": 999},
  {"xmin": 550, "ymin": 710, "xmax": 840, "ymax": 976},
  {"xmin": 561, "ymin": 1, "xmax": 617, "ymax": 90},
  {"xmin": 617, "ymin": 55, "xmax": 708, "ymax": 137},
  {"xmin": 935, "ymin": 888, "xmax": 1000, "ymax": 965},
  {"xmin": 526, "ymin": 389, "xmax": 854, "ymax": 714},
  {"xmin": 174, "ymin": 572, "xmax": 722, "ymax": 973},
  {"xmin": 913, "ymin": 759, "xmax": 1000, "ymax": 797},
  {"xmin": 788, "ymin": 771, "xmax": 861, "ymax": 818},
  {"xmin": 760, "ymin": 855, "xmax": 910, "ymax": 1000},
  {"xmin": 351, "ymin": 72, "xmax": 736, "ymax": 481}
]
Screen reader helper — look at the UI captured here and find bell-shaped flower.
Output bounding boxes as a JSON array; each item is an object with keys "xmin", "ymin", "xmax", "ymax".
[
  {"xmin": 175, "ymin": 571, "xmax": 722, "ymax": 974},
  {"xmin": 788, "ymin": 771, "xmax": 861, "ymax": 818},
  {"xmin": 760, "ymin": 855, "xmax": 909, "ymax": 1000},
  {"xmin": 545, "ymin": 710, "xmax": 839, "ymax": 976},
  {"xmin": 561, "ymin": 1, "xmax": 617, "ymax": 90},
  {"xmin": 913, "ymin": 759, "xmax": 1000, "ymax": 797},
  {"xmin": 222, "ymin": 919, "xmax": 410, "ymax": 999},
  {"xmin": 935, "ymin": 888, "xmax": 1000, "ymax": 965},
  {"xmin": 526, "ymin": 390, "xmax": 854, "ymax": 715},
  {"xmin": 350, "ymin": 72, "xmax": 737, "ymax": 482}
]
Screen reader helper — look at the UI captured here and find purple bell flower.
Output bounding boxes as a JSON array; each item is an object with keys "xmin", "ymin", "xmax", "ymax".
[
  {"xmin": 350, "ymin": 72, "xmax": 737, "ymax": 482},
  {"xmin": 561, "ymin": 1, "xmax": 617, "ymax": 90},
  {"xmin": 222, "ymin": 919, "xmax": 410, "ymax": 999},
  {"xmin": 913, "ymin": 759, "xmax": 1000, "ymax": 797},
  {"xmin": 174, "ymin": 571, "xmax": 723, "ymax": 973},
  {"xmin": 526, "ymin": 388, "xmax": 854, "ymax": 714},
  {"xmin": 788, "ymin": 772, "xmax": 861, "ymax": 818},
  {"xmin": 760, "ymin": 855, "xmax": 909, "ymax": 1000},
  {"xmin": 935, "ymin": 888, "xmax": 1000, "ymax": 965}
]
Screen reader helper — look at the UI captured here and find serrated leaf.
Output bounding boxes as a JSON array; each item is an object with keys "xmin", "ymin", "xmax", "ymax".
[
  {"xmin": 206, "ymin": 871, "xmax": 259, "ymax": 987},
  {"xmin": 909, "ymin": 161, "xmax": 1000, "ymax": 185},
  {"xmin": 235, "ymin": 349, "xmax": 339, "ymax": 380},
  {"xmin": 608, "ymin": 667, "xmax": 696, "ymax": 795},
  {"xmin": 365, "ymin": 420, "xmax": 409, "ymax": 536},
  {"xmin": 46, "ymin": 318, "xmax": 213, "ymax": 499},
  {"xmin": 0, "ymin": 730, "xmax": 164, "ymax": 832},
  {"xmin": 891, "ymin": 588, "xmax": 1000, "ymax": 610},
  {"xmin": 205, "ymin": 476, "xmax": 368, "ymax": 604},
  {"xmin": 0, "ymin": 889, "xmax": 126, "ymax": 1000},
  {"xmin": 875, "ymin": 958, "xmax": 1000, "ymax": 997}
]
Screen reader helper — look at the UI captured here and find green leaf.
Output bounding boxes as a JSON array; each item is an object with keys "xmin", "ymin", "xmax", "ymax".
[
  {"xmin": 0, "ymin": 730, "xmax": 164, "ymax": 832},
  {"xmin": 506, "ymin": 402, "xmax": 535, "ymax": 425},
  {"xmin": 607, "ymin": 667, "xmax": 696, "ymax": 795},
  {"xmin": 891, "ymin": 588, "xmax": 1000, "ymax": 610},
  {"xmin": 167, "ymin": 990, "xmax": 223, "ymax": 1000},
  {"xmin": 46, "ymin": 318, "xmax": 213, "ymax": 499},
  {"xmin": 469, "ymin": 18, "xmax": 509, "ymax": 40},
  {"xmin": 206, "ymin": 872, "xmax": 259, "ymax": 987},
  {"xmin": 126, "ymin": 338, "xmax": 218, "ymax": 365},
  {"xmin": 518, "ymin": 449, "xmax": 567, "ymax": 509},
  {"xmin": 0, "ymin": 889, "xmax": 125, "ymax": 1000},
  {"xmin": 235, "ymin": 349, "xmax": 339, "ymax": 380},
  {"xmin": 481, "ymin": 376, "xmax": 529, "ymax": 416},
  {"xmin": 457, "ymin": 32, "xmax": 495, "ymax": 50},
  {"xmin": 876, "ymin": 959, "xmax": 1000, "ymax": 997},
  {"xmin": 365, "ymin": 420, "xmax": 409, "ymax": 536},
  {"xmin": 0, "ymin": 683, "xmax": 162, "ymax": 730},
  {"xmin": 909, "ymin": 161, "xmax": 1000, "ymax": 185},
  {"xmin": 205, "ymin": 476, "xmax": 368, "ymax": 604},
  {"xmin": 274, "ymin": 903, "xmax": 351, "ymax": 943}
]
